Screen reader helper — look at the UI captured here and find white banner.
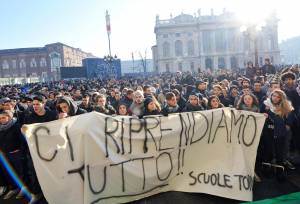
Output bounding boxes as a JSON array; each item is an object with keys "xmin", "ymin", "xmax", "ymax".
[{"xmin": 23, "ymin": 108, "xmax": 265, "ymax": 204}]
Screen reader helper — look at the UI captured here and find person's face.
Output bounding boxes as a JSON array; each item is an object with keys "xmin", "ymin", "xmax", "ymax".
[
  {"xmin": 134, "ymin": 94, "xmax": 144, "ymax": 104},
  {"xmin": 111, "ymin": 91, "xmax": 116, "ymax": 97},
  {"xmin": 265, "ymin": 60, "xmax": 270, "ymax": 65},
  {"xmin": 189, "ymin": 96, "xmax": 199, "ymax": 106},
  {"xmin": 75, "ymin": 90, "xmax": 81, "ymax": 97},
  {"xmin": 82, "ymin": 97, "xmax": 89, "ymax": 105},
  {"xmin": 243, "ymin": 95, "xmax": 253, "ymax": 106},
  {"xmin": 231, "ymin": 88, "xmax": 238, "ymax": 97},
  {"xmin": 285, "ymin": 78, "xmax": 294, "ymax": 86},
  {"xmin": 254, "ymin": 83, "xmax": 261, "ymax": 92},
  {"xmin": 0, "ymin": 114, "xmax": 10, "ymax": 124},
  {"xmin": 242, "ymin": 88, "xmax": 250, "ymax": 95},
  {"xmin": 97, "ymin": 97, "xmax": 106, "ymax": 107},
  {"xmin": 32, "ymin": 100, "xmax": 44, "ymax": 113},
  {"xmin": 115, "ymin": 93, "xmax": 121, "ymax": 100},
  {"xmin": 59, "ymin": 103, "xmax": 70, "ymax": 113},
  {"xmin": 210, "ymin": 98, "xmax": 219, "ymax": 109},
  {"xmin": 198, "ymin": 83, "xmax": 206, "ymax": 90},
  {"xmin": 118, "ymin": 105, "xmax": 127, "ymax": 115},
  {"xmin": 127, "ymin": 93, "xmax": 133, "ymax": 100},
  {"xmin": 270, "ymin": 84, "xmax": 280, "ymax": 92},
  {"xmin": 213, "ymin": 87, "xmax": 222, "ymax": 96},
  {"xmin": 2, "ymin": 102, "xmax": 13, "ymax": 111},
  {"xmin": 271, "ymin": 92, "xmax": 281, "ymax": 105},
  {"xmin": 49, "ymin": 93, "xmax": 55, "ymax": 100},
  {"xmin": 242, "ymin": 81, "xmax": 250, "ymax": 87},
  {"xmin": 167, "ymin": 96, "xmax": 177, "ymax": 107},
  {"xmin": 144, "ymin": 88, "xmax": 151, "ymax": 96},
  {"xmin": 147, "ymin": 101, "xmax": 157, "ymax": 111}
]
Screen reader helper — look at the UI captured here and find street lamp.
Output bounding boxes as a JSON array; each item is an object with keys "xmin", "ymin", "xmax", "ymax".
[{"xmin": 103, "ymin": 54, "xmax": 118, "ymax": 78}]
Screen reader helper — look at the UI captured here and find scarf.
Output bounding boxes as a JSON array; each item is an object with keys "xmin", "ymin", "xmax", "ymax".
[{"xmin": 0, "ymin": 118, "xmax": 17, "ymax": 131}]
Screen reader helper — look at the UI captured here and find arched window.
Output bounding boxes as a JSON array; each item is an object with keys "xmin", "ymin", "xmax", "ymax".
[
  {"xmin": 175, "ymin": 40, "xmax": 183, "ymax": 56},
  {"xmin": 40, "ymin": 58, "xmax": 47, "ymax": 67},
  {"xmin": 218, "ymin": 57, "xmax": 225, "ymax": 69},
  {"xmin": 30, "ymin": 58, "xmax": 37, "ymax": 67},
  {"xmin": 162, "ymin": 42, "xmax": 170, "ymax": 57},
  {"xmin": 2, "ymin": 60, "xmax": 9, "ymax": 69},
  {"xmin": 19, "ymin": 59, "xmax": 26, "ymax": 69},
  {"xmin": 205, "ymin": 58, "xmax": 213, "ymax": 69},
  {"xmin": 187, "ymin": 40, "xmax": 194, "ymax": 56}
]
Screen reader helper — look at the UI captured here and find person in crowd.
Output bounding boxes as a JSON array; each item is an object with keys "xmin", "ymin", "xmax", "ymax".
[
  {"xmin": 261, "ymin": 58, "xmax": 276, "ymax": 75},
  {"xmin": 245, "ymin": 61, "xmax": 256, "ymax": 82},
  {"xmin": 78, "ymin": 94, "xmax": 93, "ymax": 112},
  {"xmin": 72, "ymin": 89, "xmax": 82, "ymax": 101},
  {"xmin": 143, "ymin": 96, "xmax": 161, "ymax": 116},
  {"xmin": 110, "ymin": 91, "xmax": 122, "ymax": 111},
  {"xmin": 0, "ymin": 110, "xmax": 24, "ymax": 200},
  {"xmin": 129, "ymin": 90, "xmax": 145, "ymax": 118},
  {"xmin": 172, "ymin": 89, "xmax": 186, "ymax": 112},
  {"xmin": 94, "ymin": 94, "xmax": 116, "ymax": 115},
  {"xmin": 227, "ymin": 85, "xmax": 239, "ymax": 107},
  {"xmin": 212, "ymin": 85, "xmax": 230, "ymax": 107},
  {"xmin": 253, "ymin": 81, "xmax": 266, "ymax": 104},
  {"xmin": 183, "ymin": 93, "xmax": 204, "ymax": 112},
  {"xmin": 261, "ymin": 90, "xmax": 295, "ymax": 181},
  {"xmin": 117, "ymin": 103, "xmax": 131, "ymax": 116},
  {"xmin": 0, "ymin": 97, "xmax": 25, "ymax": 125},
  {"xmin": 161, "ymin": 92, "xmax": 180, "ymax": 116},
  {"xmin": 56, "ymin": 96, "xmax": 87, "ymax": 119},
  {"xmin": 194, "ymin": 80, "xmax": 209, "ymax": 98},
  {"xmin": 236, "ymin": 93, "xmax": 260, "ymax": 112},
  {"xmin": 207, "ymin": 95, "xmax": 224, "ymax": 109},
  {"xmin": 120, "ymin": 89, "xmax": 134, "ymax": 108}
]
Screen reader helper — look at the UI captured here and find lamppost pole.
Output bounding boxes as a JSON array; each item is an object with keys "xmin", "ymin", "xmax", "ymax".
[{"xmin": 106, "ymin": 10, "xmax": 112, "ymax": 57}]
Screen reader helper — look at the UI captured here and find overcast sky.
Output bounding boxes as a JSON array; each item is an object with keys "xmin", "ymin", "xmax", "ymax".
[{"xmin": 1, "ymin": 0, "xmax": 298, "ymax": 60}]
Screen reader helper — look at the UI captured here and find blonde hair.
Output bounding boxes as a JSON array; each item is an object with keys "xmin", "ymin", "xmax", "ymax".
[{"xmin": 270, "ymin": 89, "xmax": 294, "ymax": 117}]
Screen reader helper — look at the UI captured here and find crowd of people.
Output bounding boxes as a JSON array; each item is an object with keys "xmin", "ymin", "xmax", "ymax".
[{"xmin": 0, "ymin": 58, "xmax": 299, "ymax": 203}]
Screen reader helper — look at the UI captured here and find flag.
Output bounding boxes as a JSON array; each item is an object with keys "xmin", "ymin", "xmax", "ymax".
[{"xmin": 106, "ymin": 10, "xmax": 111, "ymax": 35}]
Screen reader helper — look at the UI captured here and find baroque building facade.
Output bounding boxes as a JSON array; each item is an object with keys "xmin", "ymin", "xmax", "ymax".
[
  {"xmin": 152, "ymin": 10, "xmax": 280, "ymax": 73},
  {"xmin": 0, "ymin": 42, "xmax": 94, "ymax": 82}
]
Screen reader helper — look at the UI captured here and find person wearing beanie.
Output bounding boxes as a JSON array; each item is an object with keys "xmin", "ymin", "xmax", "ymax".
[{"xmin": 194, "ymin": 80, "xmax": 209, "ymax": 98}]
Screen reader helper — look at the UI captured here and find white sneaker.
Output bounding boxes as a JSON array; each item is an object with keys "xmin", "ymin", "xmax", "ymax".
[
  {"xmin": 0, "ymin": 186, "xmax": 7, "ymax": 196},
  {"xmin": 16, "ymin": 187, "xmax": 26, "ymax": 199},
  {"xmin": 3, "ymin": 189, "xmax": 18, "ymax": 200},
  {"xmin": 28, "ymin": 193, "xmax": 42, "ymax": 204}
]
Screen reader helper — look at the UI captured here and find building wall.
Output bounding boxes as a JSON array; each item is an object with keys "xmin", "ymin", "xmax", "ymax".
[
  {"xmin": 0, "ymin": 42, "xmax": 94, "ymax": 82},
  {"xmin": 153, "ymin": 11, "xmax": 280, "ymax": 73}
]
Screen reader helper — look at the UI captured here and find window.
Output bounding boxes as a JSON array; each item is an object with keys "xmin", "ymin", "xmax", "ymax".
[
  {"xmin": 175, "ymin": 33, "xmax": 181, "ymax": 37},
  {"xmin": 20, "ymin": 59, "xmax": 26, "ymax": 69},
  {"xmin": 40, "ymin": 58, "xmax": 47, "ymax": 67},
  {"xmin": 205, "ymin": 58, "xmax": 213, "ymax": 69},
  {"xmin": 178, "ymin": 62, "xmax": 183, "ymax": 71},
  {"xmin": 187, "ymin": 40, "xmax": 194, "ymax": 56},
  {"xmin": 215, "ymin": 29, "xmax": 226, "ymax": 52},
  {"xmin": 203, "ymin": 31, "xmax": 212, "ymax": 52},
  {"xmin": 187, "ymin": 32, "xmax": 193, "ymax": 37},
  {"xmin": 30, "ymin": 58, "xmax": 37, "ymax": 67},
  {"xmin": 218, "ymin": 57, "xmax": 225, "ymax": 69},
  {"xmin": 12, "ymin": 60, "xmax": 17, "ymax": 69},
  {"xmin": 165, "ymin": 63, "xmax": 170, "ymax": 72},
  {"xmin": 163, "ymin": 34, "xmax": 168, "ymax": 38},
  {"xmin": 190, "ymin": 62, "xmax": 195, "ymax": 72},
  {"xmin": 227, "ymin": 28, "xmax": 237, "ymax": 51},
  {"xmin": 2, "ymin": 60, "xmax": 9, "ymax": 69},
  {"xmin": 163, "ymin": 42, "xmax": 170, "ymax": 57},
  {"xmin": 230, "ymin": 56, "xmax": 238, "ymax": 70},
  {"xmin": 175, "ymin": 40, "xmax": 183, "ymax": 56}
]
